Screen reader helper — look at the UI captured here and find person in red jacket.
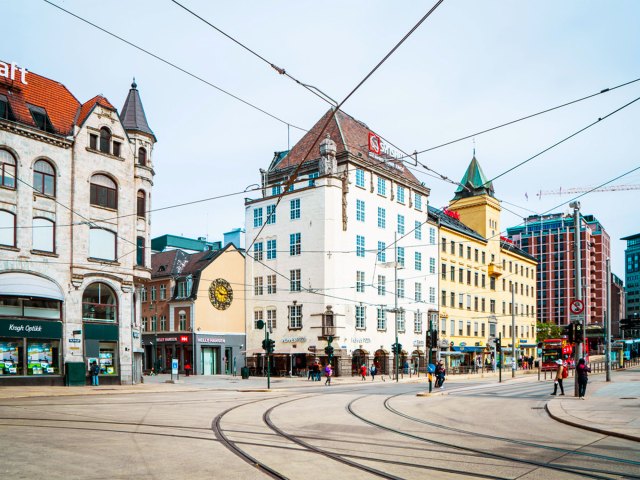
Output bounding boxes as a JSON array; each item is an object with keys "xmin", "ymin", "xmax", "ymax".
[
  {"xmin": 360, "ymin": 364, "xmax": 367, "ymax": 381},
  {"xmin": 576, "ymin": 358, "xmax": 591, "ymax": 399}
]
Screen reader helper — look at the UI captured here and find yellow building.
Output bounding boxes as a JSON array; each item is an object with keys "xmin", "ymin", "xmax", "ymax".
[{"xmin": 432, "ymin": 157, "xmax": 538, "ymax": 368}]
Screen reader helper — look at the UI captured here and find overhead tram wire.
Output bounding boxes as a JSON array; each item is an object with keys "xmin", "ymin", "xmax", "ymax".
[
  {"xmin": 400, "ymin": 76, "xmax": 640, "ymax": 159},
  {"xmin": 246, "ymin": 0, "xmax": 445, "ymax": 254},
  {"xmin": 170, "ymin": 0, "xmax": 338, "ymax": 107},
  {"xmin": 486, "ymin": 95, "xmax": 640, "ymax": 185},
  {"xmin": 42, "ymin": 0, "xmax": 306, "ymax": 132}
]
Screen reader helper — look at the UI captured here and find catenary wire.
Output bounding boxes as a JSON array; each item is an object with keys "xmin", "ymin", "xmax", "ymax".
[{"xmin": 42, "ymin": 0, "xmax": 306, "ymax": 131}]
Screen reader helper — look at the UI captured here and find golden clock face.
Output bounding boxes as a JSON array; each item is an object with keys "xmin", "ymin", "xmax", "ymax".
[{"xmin": 209, "ymin": 279, "xmax": 233, "ymax": 310}]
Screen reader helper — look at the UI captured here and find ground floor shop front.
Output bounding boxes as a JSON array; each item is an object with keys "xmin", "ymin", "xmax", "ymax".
[{"xmin": 142, "ymin": 333, "xmax": 245, "ymax": 376}]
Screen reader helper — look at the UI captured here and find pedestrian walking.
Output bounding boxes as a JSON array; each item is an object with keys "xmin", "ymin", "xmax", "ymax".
[
  {"xmin": 435, "ymin": 360, "xmax": 446, "ymax": 389},
  {"xmin": 324, "ymin": 364, "xmax": 333, "ymax": 386},
  {"xmin": 550, "ymin": 359, "xmax": 565, "ymax": 396},
  {"xmin": 90, "ymin": 360, "xmax": 100, "ymax": 386},
  {"xmin": 360, "ymin": 364, "xmax": 367, "ymax": 381},
  {"xmin": 184, "ymin": 363, "xmax": 192, "ymax": 377},
  {"xmin": 527, "ymin": 356, "xmax": 534, "ymax": 370},
  {"xmin": 369, "ymin": 364, "xmax": 377, "ymax": 381},
  {"xmin": 576, "ymin": 358, "xmax": 591, "ymax": 399}
]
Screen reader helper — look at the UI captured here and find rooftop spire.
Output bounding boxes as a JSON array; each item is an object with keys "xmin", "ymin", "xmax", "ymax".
[
  {"xmin": 452, "ymin": 155, "xmax": 495, "ymax": 200},
  {"xmin": 121, "ymin": 79, "xmax": 156, "ymax": 141}
]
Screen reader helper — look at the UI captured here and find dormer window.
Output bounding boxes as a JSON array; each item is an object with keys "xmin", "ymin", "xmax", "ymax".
[
  {"xmin": 28, "ymin": 105, "xmax": 54, "ymax": 133},
  {"xmin": 0, "ymin": 94, "xmax": 15, "ymax": 121}
]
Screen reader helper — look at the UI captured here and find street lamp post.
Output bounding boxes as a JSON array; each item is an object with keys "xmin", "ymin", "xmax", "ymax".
[{"xmin": 570, "ymin": 201, "xmax": 582, "ymax": 397}]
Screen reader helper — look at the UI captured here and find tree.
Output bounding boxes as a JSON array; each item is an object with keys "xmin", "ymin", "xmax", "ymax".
[{"xmin": 536, "ymin": 322, "xmax": 563, "ymax": 342}]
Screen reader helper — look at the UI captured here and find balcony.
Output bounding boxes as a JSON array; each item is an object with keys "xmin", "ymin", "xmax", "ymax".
[{"xmin": 488, "ymin": 262, "xmax": 503, "ymax": 277}]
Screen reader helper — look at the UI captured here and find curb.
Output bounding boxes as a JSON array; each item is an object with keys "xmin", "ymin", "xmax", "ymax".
[{"xmin": 544, "ymin": 402, "xmax": 640, "ymax": 443}]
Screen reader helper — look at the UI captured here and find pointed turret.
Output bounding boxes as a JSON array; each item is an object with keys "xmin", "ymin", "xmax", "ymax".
[
  {"xmin": 121, "ymin": 79, "xmax": 156, "ymax": 141},
  {"xmin": 452, "ymin": 156, "xmax": 494, "ymax": 200}
]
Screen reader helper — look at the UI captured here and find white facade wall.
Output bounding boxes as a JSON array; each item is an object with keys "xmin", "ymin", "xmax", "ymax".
[{"xmin": 245, "ymin": 161, "xmax": 438, "ymax": 371}]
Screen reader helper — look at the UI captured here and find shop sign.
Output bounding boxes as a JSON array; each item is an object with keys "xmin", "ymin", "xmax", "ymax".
[
  {"xmin": 68, "ymin": 338, "xmax": 81, "ymax": 343},
  {"xmin": 413, "ymin": 340, "xmax": 424, "ymax": 346},
  {"xmin": 0, "ymin": 61, "xmax": 28, "ymax": 85},
  {"xmin": 156, "ymin": 337, "xmax": 178, "ymax": 343},
  {"xmin": 198, "ymin": 337, "xmax": 225, "ymax": 344},
  {"xmin": 132, "ymin": 331, "xmax": 140, "ymax": 339},
  {"xmin": 282, "ymin": 337, "xmax": 306, "ymax": 343},
  {"xmin": 351, "ymin": 337, "xmax": 371, "ymax": 344},
  {"xmin": 0, "ymin": 319, "xmax": 62, "ymax": 339},
  {"xmin": 179, "ymin": 335, "xmax": 189, "ymax": 343}
]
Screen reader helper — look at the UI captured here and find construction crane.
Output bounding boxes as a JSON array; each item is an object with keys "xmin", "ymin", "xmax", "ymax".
[{"xmin": 537, "ymin": 184, "xmax": 640, "ymax": 198}]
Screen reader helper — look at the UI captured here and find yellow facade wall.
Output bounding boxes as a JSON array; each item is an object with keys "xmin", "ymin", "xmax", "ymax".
[{"xmin": 193, "ymin": 245, "xmax": 246, "ymax": 334}]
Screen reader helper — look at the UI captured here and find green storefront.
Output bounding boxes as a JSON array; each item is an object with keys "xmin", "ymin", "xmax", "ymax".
[
  {"xmin": 84, "ymin": 323, "xmax": 120, "ymax": 382},
  {"xmin": 0, "ymin": 319, "xmax": 63, "ymax": 385}
]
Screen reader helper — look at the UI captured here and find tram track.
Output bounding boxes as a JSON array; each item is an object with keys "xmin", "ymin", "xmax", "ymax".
[{"xmin": 346, "ymin": 394, "xmax": 638, "ymax": 480}]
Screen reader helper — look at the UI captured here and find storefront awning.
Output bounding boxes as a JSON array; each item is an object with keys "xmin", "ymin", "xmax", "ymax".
[{"xmin": 0, "ymin": 272, "xmax": 64, "ymax": 301}]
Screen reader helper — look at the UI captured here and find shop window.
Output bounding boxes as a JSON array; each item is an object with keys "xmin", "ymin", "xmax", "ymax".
[
  {"xmin": 26, "ymin": 340, "xmax": 60, "ymax": 375},
  {"xmin": 98, "ymin": 342, "xmax": 118, "ymax": 375},
  {"xmin": 82, "ymin": 282, "xmax": 117, "ymax": 322},
  {"xmin": 0, "ymin": 210, "xmax": 16, "ymax": 247},
  {"xmin": 137, "ymin": 190, "xmax": 146, "ymax": 218},
  {"xmin": 89, "ymin": 227, "xmax": 116, "ymax": 261},
  {"xmin": 99, "ymin": 127, "xmax": 111, "ymax": 154},
  {"xmin": 138, "ymin": 147, "xmax": 147, "ymax": 166},
  {"xmin": 33, "ymin": 160, "xmax": 56, "ymax": 196},
  {"xmin": 32, "ymin": 217, "xmax": 55, "ymax": 252},
  {"xmin": 0, "ymin": 340, "xmax": 22, "ymax": 375},
  {"xmin": 90, "ymin": 174, "xmax": 117, "ymax": 210},
  {"xmin": 0, "ymin": 149, "xmax": 16, "ymax": 189}
]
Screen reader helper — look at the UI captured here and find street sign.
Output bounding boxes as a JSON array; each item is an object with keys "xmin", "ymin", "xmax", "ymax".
[
  {"xmin": 570, "ymin": 299, "xmax": 584, "ymax": 314},
  {"xmin": 570, "ymin": 313, "xmax": 585, "ymax": 323}
]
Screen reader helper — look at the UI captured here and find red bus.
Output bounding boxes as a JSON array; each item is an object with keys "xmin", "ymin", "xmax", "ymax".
[{"xmin": 541, "ymin": 338, "xmax": 573, "ymax": 371}]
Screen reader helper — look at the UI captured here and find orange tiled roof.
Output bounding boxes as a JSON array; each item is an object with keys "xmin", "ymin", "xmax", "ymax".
[
  {"xmin": 76, "ymin": 95, "xmax": 116, "ymax": 127},
  {"xmin": 274, "ymin": 108, "xmax": 421, "ymax": 186},
  {"xmin": 0, "ymin": 66, "xmax": 80, "ymax": 136}
]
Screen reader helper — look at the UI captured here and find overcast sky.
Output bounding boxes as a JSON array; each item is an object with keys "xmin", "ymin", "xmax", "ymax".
[{"xmin": 6, "ymin": 1, "xmax": 639, "ymax": 276}]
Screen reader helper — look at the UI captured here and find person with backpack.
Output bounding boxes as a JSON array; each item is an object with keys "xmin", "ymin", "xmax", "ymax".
[
  {"xmin": 89, "ymin": 360, "xmax": 100, "ymax": 386},
  {"xmin": 576, "ymin": 358, "xmax": 591, "ymax": 399},
  {"xmin": 324, "ymin": 363, "xmax": 333, "ymax": 386},
  {"xmin": 550, "ymin": 359, "xmax": 566, "ymax": 395},
  {"xmin": 359, "ymin": 364, "xmax": 367, "ymax": 381}
]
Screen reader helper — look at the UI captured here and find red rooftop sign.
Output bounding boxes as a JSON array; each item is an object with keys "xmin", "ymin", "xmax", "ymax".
[{"xmin": 368, "ymin": 132, "xmax": 381, "ymax": 155}]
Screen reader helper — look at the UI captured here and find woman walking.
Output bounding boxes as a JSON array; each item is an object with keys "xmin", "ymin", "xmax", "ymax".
[
  {"xmin": 324, "ymin": 363, "xmax": 333, "ymax": 386},
  {"xmin": 550, "ymin": 359, "xmax": 565, "ymax": 396},
  {"xmin": 576, "ymin": 358, "xmax": 591, "ymax": 399}
]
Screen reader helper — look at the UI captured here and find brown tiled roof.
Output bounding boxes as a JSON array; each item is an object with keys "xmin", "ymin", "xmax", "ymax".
[
  {"xmin": 76, "ymin": 95, "xmax": 116, "ymax": 127},
  {"xmin": 150, "ymin": 249, "xmax": 190, "ymax": 278},
  {"xmin": 0, "ymin": 66, "xmax": 80, "ymax": 136},
  {"xmin": 273, "ymin": 108, "xmax": 421, "ymax": 186}
]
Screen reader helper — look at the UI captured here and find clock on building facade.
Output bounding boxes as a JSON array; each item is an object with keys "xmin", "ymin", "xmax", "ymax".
[{"xmin": 209, "ymin": 278, "xmax": 233, "ymax": 310}]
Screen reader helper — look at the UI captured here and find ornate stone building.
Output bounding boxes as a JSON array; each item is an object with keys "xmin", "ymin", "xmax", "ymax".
[{"xmin": 0, "ymin": 63, "xmax": 155, "ymax": 385}]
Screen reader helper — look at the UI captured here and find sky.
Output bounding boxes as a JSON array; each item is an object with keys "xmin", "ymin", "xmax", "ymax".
[{"xmin": 5, "ymin": 0, "xmax": 640, "ymax": 277}]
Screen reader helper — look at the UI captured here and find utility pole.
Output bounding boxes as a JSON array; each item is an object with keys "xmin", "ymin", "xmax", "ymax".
[
  {"xmin": 570, "ymin": 201, "xmax": 582, "ymax": 397},
  {"xmin": 512, "ymin": 287, "xmax": 516, "ymax": 378},
  {"xmin": 606, "ymin": 258, "xmax": 612, "ymax": 382},
  {"xmin": 427, "ymin": 315, "xmax": 432, "ymax": 392},
  {"xmin": 394, "ymin": 232, "xmax": 399, "ymax": 383},
  {"xmin": 498, "ymin": 332, "xmax": 502, "ymax": 383}
]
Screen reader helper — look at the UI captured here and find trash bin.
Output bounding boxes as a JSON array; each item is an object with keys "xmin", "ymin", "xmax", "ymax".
[
  {"xmin": 241, "ymin": 366, "xmax": 250, "ymax": 379},
  {"xmin": 65, "ymin": 362, "xmax": 87, "ymax": 386}
]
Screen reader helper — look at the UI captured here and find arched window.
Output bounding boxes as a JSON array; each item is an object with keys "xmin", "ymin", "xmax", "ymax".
[
  {"xmin": 99, "ymin": 127, "xmax": 111, "ymax": 154},
  {"xmin": 32, "ymin": 217, "xmax": 55, "ymax": 252},
  {"xmin": 33, "ymin": 160, "xmax": 56, "ymax": 197},
  {"xmin": 138, "ymin": 147, "xmax": 147, "ymax": 166},
  {"xmin": 82, "ymin": 282, "xmax": 117, "ymax": 322},
  {"xmin": 137, "ymin": 190, "xmax": 146, "ymax": 218},
  {"xmin": 90, "ymin": 174, "xmax": 117, "ymax": 209},
  {"xmin": 0, "ymin": 210, "xmax": 16, "ymax": 247},
  {"xmin": 0, "ymin": 149, "xmax": 16, "ymax": 189}
]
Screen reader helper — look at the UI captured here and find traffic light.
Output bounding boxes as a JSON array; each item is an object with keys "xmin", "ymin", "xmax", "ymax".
[
  {"xmin": 268, "ymin": 339, "xmax": 275, "ymax": 353},
  {"xmin": 262, "ymin": 339, "xmax": 269, "ymax": 351},
  {"xmin": 392, "ymin": 343, "xmax": 403, "ymax": 355},
  {"xmin": 430, "ymin": 330, "xmax": 438, "ymax": 349},
  {"xmin": 574, "ymin": 323, "xmax": 583, "ymax": 344},
  {"xmin": 495, "ymin": 338, "xmax": 502, "ymax": 352},
  {"xmin": 567, "ymin": 323, "xmax": 575, "ymax": 343},
  {"xmin": 262, "ymin": 338, "xmax": 275, "ymax": 353},
  {"xmin": 324, "ymin": 345, "xmax": 334, "ymax": 357}
]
